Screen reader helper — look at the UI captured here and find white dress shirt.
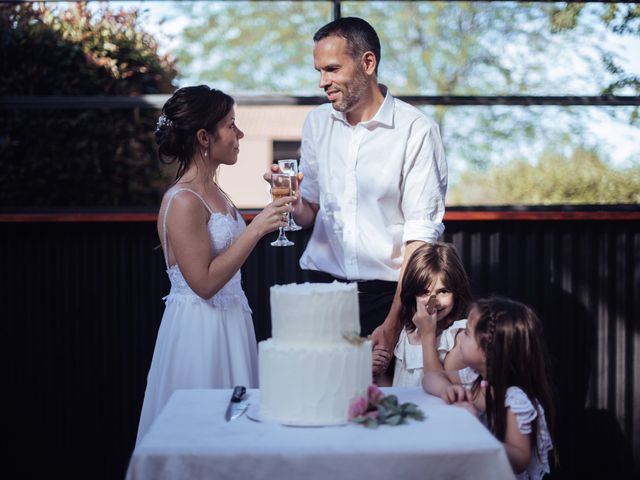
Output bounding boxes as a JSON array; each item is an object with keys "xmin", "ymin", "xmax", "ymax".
[{"xmin": 299, "ymin": 85, "xmax": 447, "ymax": 282}]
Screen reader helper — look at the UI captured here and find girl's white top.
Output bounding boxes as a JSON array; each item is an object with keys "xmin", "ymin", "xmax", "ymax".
[
  {"xmin": 458, "ymin": 367, "xmax": 554, "ymax": 480},
  {"xmin": 392, "ymin": 319, "xmax": 467, "ymax": 387}
]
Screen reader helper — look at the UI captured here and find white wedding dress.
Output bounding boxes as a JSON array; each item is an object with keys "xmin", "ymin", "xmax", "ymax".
[{"xmin": 135, "ymin": 188, "xmax": 258, "ymax": 445}]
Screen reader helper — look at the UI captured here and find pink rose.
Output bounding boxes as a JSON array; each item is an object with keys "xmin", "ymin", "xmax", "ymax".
[
  {"xmin": 367, "ymin": 384, "xmax": 385, "ymax": 405},
  {"xmin": 364, "ymin": 410, "xmax": 380, "ymax": 420},
  {"xmin": 348, "ymin": 396, "xmax": 368, "ymax": 420}
]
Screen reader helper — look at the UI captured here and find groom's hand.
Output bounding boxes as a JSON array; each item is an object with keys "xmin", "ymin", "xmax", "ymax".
[
  {"xmin": 262, "ymin": 164, "xmax": 279, "ymax": 185},
  {"xmin": 263, "ymin": 165, "xmax": 304, "ymax": 203},
  {"xmin": 370, "ymin": 320, "xmax": 401, "ymax": 375}
]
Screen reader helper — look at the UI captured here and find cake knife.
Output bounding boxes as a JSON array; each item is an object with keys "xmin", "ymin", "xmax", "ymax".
[{"xmin": 225, "ymin": 385, "xmax": 248, "ymax": 421}]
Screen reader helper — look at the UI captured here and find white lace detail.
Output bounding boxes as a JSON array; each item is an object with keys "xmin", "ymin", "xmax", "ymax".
[
  {"xmin": 506, "ymin": 387, "xmax": 553, "ymax": 480},
  {"xmin": 162, "ymin": 202, "xmax": 251, "ymax": 314},
  {"xmin": 164, "ymin": 266, "xmax": 251, "ymax": 313}
]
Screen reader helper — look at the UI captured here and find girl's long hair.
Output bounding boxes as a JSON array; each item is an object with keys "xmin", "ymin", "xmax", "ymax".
[
  {"xmin": 472, "ymin": 297, "xmax": 557, "ymax": 464},
  {"xmin": 400, "ymin": 242, "xmax": 472, "ymax": 332}
]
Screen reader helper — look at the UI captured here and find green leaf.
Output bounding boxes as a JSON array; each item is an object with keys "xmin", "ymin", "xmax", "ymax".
[
  {"xmin": 400, "ymin": 402, "xmax": 418, "ymax": 414},
  {"xmin": 377, "ymin": 405, "xmax": 389, "ymax": 419},
  {"xmin": 381, "ymin": 395, "xmax": 399, "ymax": 408},
  {"xmin": 410, "ymin": 411, "xmax": 426, "ymax": 422},
  {"xmin": 364, "ymin": 418, "xmax": 379, "ymax": 429},
  {"xmin": 385, "ymin": 414, "xmax": 404, "ymax": 426}
]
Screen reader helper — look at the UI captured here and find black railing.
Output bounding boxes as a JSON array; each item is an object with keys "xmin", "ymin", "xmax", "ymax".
[{"xmin": 2, "ymin": 94, "xmax": 639, "ymax": 109}]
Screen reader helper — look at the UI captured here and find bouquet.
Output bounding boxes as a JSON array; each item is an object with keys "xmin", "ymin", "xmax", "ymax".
[{"xmin": 348, "ymin": 385, "xmax": 425, "ymax": 428}]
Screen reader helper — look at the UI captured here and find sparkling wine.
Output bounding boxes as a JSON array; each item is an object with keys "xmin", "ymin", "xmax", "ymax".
[
  {"xmin": 271, "ymin": 187, "xmax": 290, "ymax": 200},
  {"xmin": 289, "ymin": 176, "xmax": 299, "ymax": 197}
]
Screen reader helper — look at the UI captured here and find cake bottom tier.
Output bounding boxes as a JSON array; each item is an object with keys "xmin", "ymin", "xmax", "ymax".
[{"xmin": 258, "ymin": 339, "xmax": 372, "ymax": 425}]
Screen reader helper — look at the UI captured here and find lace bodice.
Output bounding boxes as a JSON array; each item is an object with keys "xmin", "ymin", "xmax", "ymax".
[{"xmin": 162, "ymin": 189, "xmax": 251, "ymax": 312}]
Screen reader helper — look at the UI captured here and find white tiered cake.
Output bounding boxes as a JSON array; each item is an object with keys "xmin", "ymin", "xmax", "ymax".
[{"xmin": 258, "ymin": 282, "xmax": 372, "ymax": 425}]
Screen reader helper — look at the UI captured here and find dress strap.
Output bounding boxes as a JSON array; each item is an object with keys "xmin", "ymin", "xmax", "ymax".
[
  {"xmin": 162, "ymin": 188, "xmax": 215, "ymax": 268},
  {"xmin": 174, "ymin": 188, "xmax": 215, "ymax": 214}
]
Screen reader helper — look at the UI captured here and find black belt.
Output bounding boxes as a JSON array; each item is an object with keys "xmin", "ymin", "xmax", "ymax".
[{"xmin": 305, "ymin": 270, "xmax": 397, "ymax": 294}]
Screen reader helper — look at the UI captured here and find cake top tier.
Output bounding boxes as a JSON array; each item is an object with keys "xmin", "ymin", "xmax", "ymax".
[{"xmin": 270, "ymin": 281, "xmax": 360, "ymax": 346}]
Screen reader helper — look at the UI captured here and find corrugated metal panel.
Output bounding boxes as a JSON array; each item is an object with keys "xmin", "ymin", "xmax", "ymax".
[
  {"xmin": 440, "ymin": 220, "xmax": 639, "ymax": 478},
  {"xmin": 2, "ymin": 217, "xmax": 638, "ymax": 478},
  {"xmin": 2, "ymin": 222, "xmax": 168, "ymax": 479}
]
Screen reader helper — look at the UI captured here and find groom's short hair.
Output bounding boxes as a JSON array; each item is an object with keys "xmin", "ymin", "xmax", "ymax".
[{"xmin": 313, "ymin": 17, "xmax": 381, "ymax": 74}]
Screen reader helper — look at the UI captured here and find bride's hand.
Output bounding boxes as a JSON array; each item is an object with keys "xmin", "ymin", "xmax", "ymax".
[
  {"xmin": 262, "ymin": 164, "xmax": 280, "ymax": 185},
  {"xmin": 249, "ymin": 196, "xmax": 295, "ymax": 238}
]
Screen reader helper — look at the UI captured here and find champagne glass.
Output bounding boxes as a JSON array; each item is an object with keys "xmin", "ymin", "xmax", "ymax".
[
  {"xmin": 270, "ymin": 173, "xmax": 294, "ymax": 247},
  {"xmin": 277, "ymin": 159, "xmax": 302, "ymax": 232}
]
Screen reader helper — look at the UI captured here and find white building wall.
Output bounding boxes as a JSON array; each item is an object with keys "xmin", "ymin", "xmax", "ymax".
[{"xmin": 217, "ymin": 105, "xmax": 314, "ymax": 208}]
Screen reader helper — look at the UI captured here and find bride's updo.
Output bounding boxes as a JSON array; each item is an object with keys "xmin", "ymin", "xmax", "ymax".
[{"xmin": 155, "ymin": 85, "xmax": 234, "ymax": 179}]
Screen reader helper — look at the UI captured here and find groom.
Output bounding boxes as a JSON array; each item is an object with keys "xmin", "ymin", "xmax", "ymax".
[{"xmin": 283, "ymin": 17, "xmax": 447, "ymax": 375}]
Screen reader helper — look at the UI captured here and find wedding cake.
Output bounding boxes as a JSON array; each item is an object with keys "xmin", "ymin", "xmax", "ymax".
[{"xmin": 258, "ymin": 282, "xmax": 372, "ymax": 425}]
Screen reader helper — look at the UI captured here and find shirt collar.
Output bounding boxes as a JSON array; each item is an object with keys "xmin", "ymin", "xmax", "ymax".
[{"xmin": 330, "ymin": 84, "xmax": 394, "ymax": 128}]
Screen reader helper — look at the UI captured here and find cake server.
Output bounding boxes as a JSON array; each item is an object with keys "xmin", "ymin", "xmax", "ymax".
[{"xmin": 225, "ymin": 385, "xmax": 248, "ymax": 421}]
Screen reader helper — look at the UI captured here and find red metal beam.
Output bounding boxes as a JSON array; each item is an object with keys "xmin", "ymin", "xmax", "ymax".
[{"xmin": 1, "ymin": 210, "xmax": 639, "ymax": 223}]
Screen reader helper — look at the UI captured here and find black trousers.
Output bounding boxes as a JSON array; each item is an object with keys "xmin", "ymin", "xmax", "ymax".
[{"xmin": 305, "ymin": 270, "xmax": 397, "ymax": 337}]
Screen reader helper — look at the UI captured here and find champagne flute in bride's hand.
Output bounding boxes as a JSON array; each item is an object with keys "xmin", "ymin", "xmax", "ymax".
[
  {"xmin": 270, "ymin": 173, "xmax": 294, "ymax": 247},
  {"xmin": 277, "ymin": 159, "xmax": 302, "ymax": 231}
]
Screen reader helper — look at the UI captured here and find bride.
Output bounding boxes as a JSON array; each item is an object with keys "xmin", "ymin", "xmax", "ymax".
[{"xmin": 135, "ymin": 85, "xmax": 294, "ymax": 445}]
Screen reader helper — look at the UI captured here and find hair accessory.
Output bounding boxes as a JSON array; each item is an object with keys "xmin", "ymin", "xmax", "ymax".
[{"xmin": 156, "ymin": 114, "xmax": 174, "ymax": 132}]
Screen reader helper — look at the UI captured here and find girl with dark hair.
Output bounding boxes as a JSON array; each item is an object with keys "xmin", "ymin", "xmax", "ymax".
[
  {"xmin": 377, "ymin": 242, "xmax": 472, "ymax": 387},
  {"xmin": 136, "ymin": 86, "xmax": 294, "ymax": 445},
  {"xmin": 419, "ymin": 297, "xmax": 556, "ymax": 479}
]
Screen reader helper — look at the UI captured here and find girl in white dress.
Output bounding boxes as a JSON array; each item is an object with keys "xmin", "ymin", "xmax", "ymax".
[
  {"xmin": 136, "ymin": 86, "xmax": 295, "ymax": 445},
  {"xmin": 419, "ymin": 297, "xmax": 556, "ymax": 480},
  {"xmin": 378, "ymin": 242, "xmax": 472, "ymax": 387}
]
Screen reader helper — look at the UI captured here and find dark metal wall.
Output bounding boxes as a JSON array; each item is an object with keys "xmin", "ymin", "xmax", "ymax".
[{"xmin": 2, "ymin": 216, "xmax": 638, "ymax": 479}]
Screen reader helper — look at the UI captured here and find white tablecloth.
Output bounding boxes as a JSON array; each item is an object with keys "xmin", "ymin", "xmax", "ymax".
[{"xmin": 126, "ymin": 387, "xmax": 515, "ymax": 480}]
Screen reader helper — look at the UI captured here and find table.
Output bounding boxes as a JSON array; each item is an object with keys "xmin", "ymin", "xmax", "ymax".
[{"xmin": 126, "ymin": 387, "xmax": 515, "ymax": 480}]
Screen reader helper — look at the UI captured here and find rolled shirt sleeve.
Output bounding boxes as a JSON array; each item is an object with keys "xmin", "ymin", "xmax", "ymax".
[{"xmin": 401, "ymin": 118, "xmax": 447, "ymax": 244}]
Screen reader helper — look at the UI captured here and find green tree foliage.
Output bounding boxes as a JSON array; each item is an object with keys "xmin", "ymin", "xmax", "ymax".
[
  {"xmin": 551, "ymin": 2, "xmax": 640, "ymax": 122},
  {"xmin": 176, "ymin": 1, "xmax": 331, "ymax": 93},
  {"xmin": 448, "ymin": 147, "xmax": 640, "ymax": 205},
  {"xmin": 0, "ymin": 2, "xmax": 177, "ymax": 207},
  {"xmin": 176, "ymin": 1, "xmax": 581, "ymax": 96},
  {"xmin": 174, "ymin": 1, "xmax": 612, "ymax": 171}
]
